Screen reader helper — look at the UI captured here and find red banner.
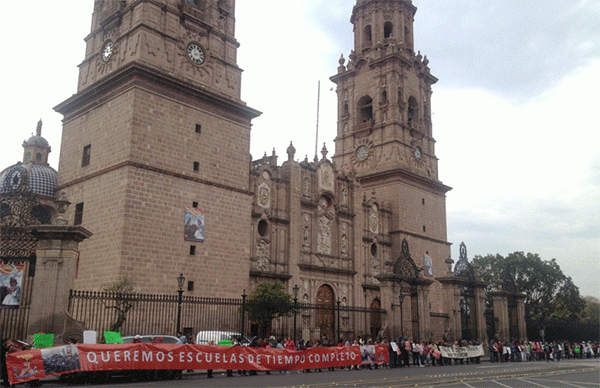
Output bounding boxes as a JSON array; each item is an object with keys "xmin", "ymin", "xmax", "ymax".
[{"xmin": 6, "ymin": 344, "xmax": 388, "ymax": 384}]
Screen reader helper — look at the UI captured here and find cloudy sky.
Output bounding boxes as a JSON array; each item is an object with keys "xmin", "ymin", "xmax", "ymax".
[{"xmin": 1, "ymin": 1, "xmax": 598, "ymax": 298}]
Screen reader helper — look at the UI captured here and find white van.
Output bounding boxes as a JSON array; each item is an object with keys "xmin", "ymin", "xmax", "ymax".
[{"xmin": 195, "ymin": 331, "xmax": 248, "ymax": 345}]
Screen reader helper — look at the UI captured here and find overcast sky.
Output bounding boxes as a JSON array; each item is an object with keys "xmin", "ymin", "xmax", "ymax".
[{"xmin": 1, "ymin": 1, "xmax": 598, "ymax": 298}]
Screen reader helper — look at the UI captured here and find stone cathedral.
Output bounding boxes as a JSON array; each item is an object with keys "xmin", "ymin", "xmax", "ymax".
[{"xmin": 1, "ymin": 0, "xmax": 528, "ymax": 344}]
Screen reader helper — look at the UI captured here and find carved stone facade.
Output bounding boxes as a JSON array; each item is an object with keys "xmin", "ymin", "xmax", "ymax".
[{"xmin": 0, "ymin": 0, "xmax": 526, "ymax": 343}]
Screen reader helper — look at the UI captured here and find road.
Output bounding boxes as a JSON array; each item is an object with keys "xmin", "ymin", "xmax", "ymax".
[{"xmin": 9, "ymin": 358, "xmax": 600, "ymax": 388}]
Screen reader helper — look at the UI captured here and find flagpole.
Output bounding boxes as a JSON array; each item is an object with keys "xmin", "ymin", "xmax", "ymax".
[{"xmin": 315, "ymin": 80, "xmax": 320, "ymax": 160}]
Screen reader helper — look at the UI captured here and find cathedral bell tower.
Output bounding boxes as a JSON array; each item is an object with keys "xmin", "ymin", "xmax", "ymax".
[
  {"xmin": 331, "ymin": 0, "xmax": 452, "ymax": 326},
  {"xmin": 54, "ymin": 0, "xmax": 260, "ymax": 295},
  {"xmin": 331, "ymin": 0, "xmax": 441, "ymax": 180}
]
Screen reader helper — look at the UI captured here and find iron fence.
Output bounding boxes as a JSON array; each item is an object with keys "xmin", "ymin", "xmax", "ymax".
[{"xmin": 67, "ymin": 290, "xmax": 386, "ymax": 343}]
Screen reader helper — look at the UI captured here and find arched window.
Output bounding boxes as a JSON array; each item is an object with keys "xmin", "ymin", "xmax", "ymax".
[
  {"xmin": 381, "ymin": 89, "xmax": 388, "ymax": 104},
  {"xmin": 363, "ymin": 25, "xmax": 372, "ymax": 47},
  {"xmin": 357, "ymin": 95, "xmax": 373, "ymax": 123},
  {"xmin": 384, "ymin": 22, "xmax": 393, "ymax": 39},
  {"xmin": 342, "ymin": 102, "xmax": 349, "ymax": 117},
  {"xmin": 404, "ymin": 26, "xmax": 411, "ymax": 46},
  {"xmin": 36, "ymin": 153, "xmax": 42, "ymax": 163},
  {"xmin": 408, "ymin": 96, "xmax": 418, "ymax": 125}
]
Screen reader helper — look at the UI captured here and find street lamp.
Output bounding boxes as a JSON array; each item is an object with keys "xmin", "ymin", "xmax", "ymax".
[
  {"xmin": 398, "ymin": 293, "xmax": 404, "ymax": 339},
  {"xmin": 293, "ymin": 284, "xmax": 299, "ymax": 344},
  {"xmin": 176, "ymin": 273, "xmax": 185, "ymax": 334},
  {"xmin": 337, "ymin": 299, "xmax": 341, "ymax": 343},
  {"xmin": 240, "ymin": 289, "xmax": 247, "ymax": 340}
]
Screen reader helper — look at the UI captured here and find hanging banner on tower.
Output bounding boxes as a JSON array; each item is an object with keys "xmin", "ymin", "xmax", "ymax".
[
  {"xmin": 184, "ymin": 207, "xmax": 205, "ymax": 242},
  {"xmin": 423, "ymin": 253, "xmax": 433, "ymax": 277}
]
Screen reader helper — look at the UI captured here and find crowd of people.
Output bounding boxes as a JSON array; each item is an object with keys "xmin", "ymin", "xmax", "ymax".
[
  {"xmin": 209, "ymin": 335, "xmax": 600, "ymax": 378},
  {"xmin": 488, "ymin": 339, "xmax": 599, "ymax": 363}
]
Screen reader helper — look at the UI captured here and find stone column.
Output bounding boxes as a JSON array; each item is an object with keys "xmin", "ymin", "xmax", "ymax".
[
  {"xmin": 26, "ymin": 225, "xmax": 92, "ymax": 340},
  {"xmin": 474, "ymin": 282, "xmax": 488, "ymax": 345},
  {"xmin": 436, "ymin": 258, "xmax": 462, "ymax": 341},
  {"xmin": 436, "ymin": 276, "xmax": 462, "ymax": 341},
  {"xmin": 414, "ymin": 277, "xmax": 434, "ymax": 341},
  {"xmin": 490, "ymin": 291, "xmax": 509, "ymax": 341},
  {"xmin": 516, "ymin": 294, "xmax": 527, "ymax": 341}
]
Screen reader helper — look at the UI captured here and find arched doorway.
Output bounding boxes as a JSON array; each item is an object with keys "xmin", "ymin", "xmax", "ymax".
[
  {"xmin": 315, "ymin": 285, "xmax": 335, "ymax": 343},
  {"xmin": 370, "ymin": 299, "xmax": 382, "ymax": 339}
]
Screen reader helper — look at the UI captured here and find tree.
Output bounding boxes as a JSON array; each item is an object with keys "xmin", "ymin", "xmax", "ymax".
[
  {"xmin": 245, "ymin": 281, "xmax": 296, "ymax": 338},
  {"xmin": 473, "ymin": 252, "xmax": 585, "ymax": 340},
  {"xmin": 101, "ymin": 276, "xmax": 135, "ymax": 332},
  {"xmin": 581, "ymin": 296, "xmax": 600, "ymax": 324}
]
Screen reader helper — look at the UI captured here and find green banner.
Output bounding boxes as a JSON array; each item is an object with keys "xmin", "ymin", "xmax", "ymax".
[{"xmin": 104, "ymin": 331, "xmax": 123, "ymax": 344}]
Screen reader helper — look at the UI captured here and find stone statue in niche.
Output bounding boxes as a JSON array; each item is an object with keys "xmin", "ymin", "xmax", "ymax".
[
  {"xmin": 256, "ymin": 257, "xmax": 269, "ymax": 271},
  {"xmin": 341, "ymin": 234, "xmax": 348, "ymax": 256},
  {"xmin": 303, "ymin": 225, "xmax": 310, "ymax": 247},
  {"xmin": 371, "ymin": 258, "xmax": 380, "ymax": 276},
  {"xmin": 342, "ymin": 188, "xmax": 348, "ymax": 205},
  {"xmin": 317, "ymin": 216, "xmax": 332, "ymax": 255},
  {"xmin": 369, "ymin": 213, "xmax": 379, "ymax": 233},
  {"xmin": 318, "ymin": 164, "xmax": 334, "ymax": 192},
  {"xmin": 303, "ymin": 177, "xmax": 311, "ymax": 197},
  {"xmin": 302, "ymin": 214, "xmax": 311, "ymax": 247},
  {"xmin": 256, "ymin": 239, "xmax": 269, "ymax": 259}
]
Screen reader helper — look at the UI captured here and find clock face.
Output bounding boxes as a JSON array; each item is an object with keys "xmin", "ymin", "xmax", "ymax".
[
  {"xmin": 187, "ymin": 43, "xmax": 205, "ymax": 65},
  {"xmin": 356, "ymin": 145, "xmax": 369, "ymax": 161},
  {"xmin": 414, "ymin": 146, "xmax": 423, "ymax": 161},
  {"xmin": 101, "ymin": 40, "xmax": 113, "ymax": 62}
]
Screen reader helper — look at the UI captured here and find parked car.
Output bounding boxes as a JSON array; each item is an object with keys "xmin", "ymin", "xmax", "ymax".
[
  {"xmin": 195, "ymin": 331, "xmax": 249, "ymax": 345},
  {"xmin": 122, "ymin": 335, "xmax": 183, "ymax": 344}
]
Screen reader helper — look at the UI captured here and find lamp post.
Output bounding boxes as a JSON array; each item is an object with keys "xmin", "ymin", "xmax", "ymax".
[
  {"xmin": 398, "ymin": 293, "xmax": 404, "ymax": 338},
  {"xmin": 337, "ymin": 299, "xmax": 341, "ymax": 343},
  {"xmin": 241, "ymin": 290, "xmax": 247, "ymax": 340},
  {"xmin": 293, "ymin": 284, "xmax": 299, "ymax": 344},
  {"xmin": 176, "ymin": 273, "xmax": 185, "ymax": 334}
]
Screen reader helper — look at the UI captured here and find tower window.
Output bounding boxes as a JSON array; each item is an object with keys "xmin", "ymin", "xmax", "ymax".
[
  {"xmin": 357, "ymin": 95, "xmax": 373, "ymax": 123},
  {"xmin": 363, "ymin": 25, "xmax": 372, "ymax": 47},
  {"xmin": 384, "ymin": 22, "xmax": 393, "ymax": 39},
  {"xmin": 187, "ymin": 281, "xmax": 194, "ymax": 291},
  {"xmin": 342, "ymin": 102, "xmax": 349, "ymax": 117},
  {"xmin": 408, "ymin": 96, "xmax": 418, "ymax": 125},
  {"xmin": 422, "ymin": 198, "xmax": 425, "ymax": 205},
  {"xmin": 192, "ymin": 201, "xmax": 198, "ymax": 208},
  {"xmin": 423, "ymin": 225, "xmax": 426, "ymax": 232},
  {"xmin": 36, "ymin": 153, "xmax": 42, "ymax": 163},
  {"xmin": 190, "ymin": 245, "xmax": 196, "ymax": 255},
  {"xmin": 404, "ymin": 26, "xmax": 412, "ymax": 46},
  {"xmin": 371, "ymin": 243, "xmax": 377, "ymax": 258},
  {"xmin": 74, "ymin": 202, "xmax": 84, "ymax": 225},
  {"xmin": 193, "ymin": 161, "xmax": 200, "ymax": 171},
  {"xmin": 195, "ymin": 124, "xmax": 201, "ymax": 134},
  {"xmin": 25, "ymin": 153, "xmax": 31, "ymax": 162},
  {"xmin": 82, "ymin": 144, "xmax": 91, "ymax": 167}
]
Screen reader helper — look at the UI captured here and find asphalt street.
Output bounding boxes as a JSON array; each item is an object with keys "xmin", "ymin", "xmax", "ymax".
[{"xmin": 6, "ymin": 358, "xmax": 599, "ymax": 388}]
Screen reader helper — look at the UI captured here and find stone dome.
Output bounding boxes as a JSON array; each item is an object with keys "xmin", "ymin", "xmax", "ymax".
[
  {"xmin": 24, "ymin": 134, "xmax": 50, "ymax": 148},
  {"xmin": 0, "ymin": 162, "xmax": 57, "ymax": 198}
]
